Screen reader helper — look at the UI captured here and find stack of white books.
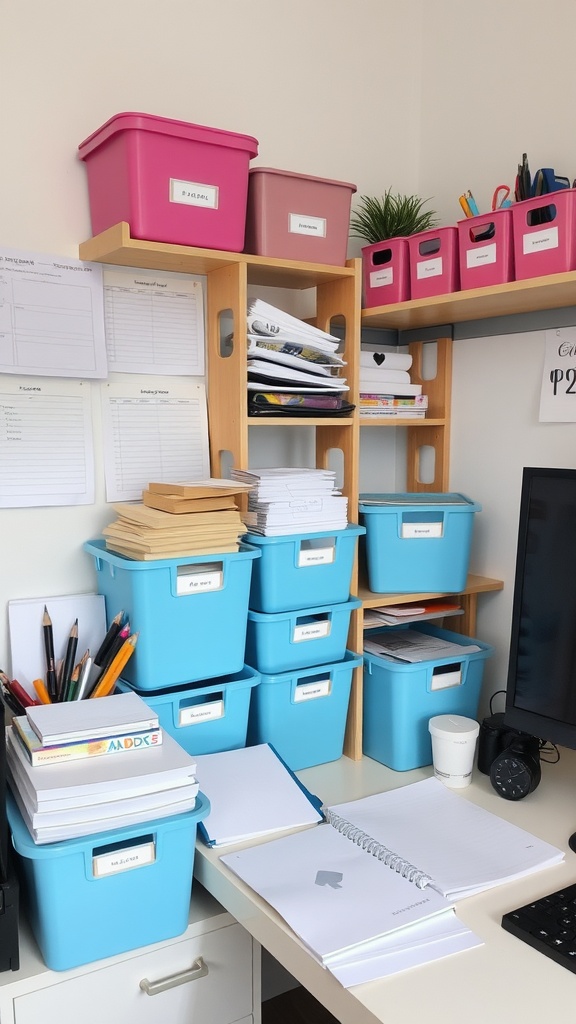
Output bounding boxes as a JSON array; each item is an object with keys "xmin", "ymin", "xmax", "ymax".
[
  {"xmin": 359, "ymin": 348, "xmax": 425, "ymax": 417},
  {"xmin": 6, "ymin": 692, "xmax": 199, "ymax": 843},
  {"xmin": 231, "ymin": 467, "xmax": 348, "ymax": 535}
]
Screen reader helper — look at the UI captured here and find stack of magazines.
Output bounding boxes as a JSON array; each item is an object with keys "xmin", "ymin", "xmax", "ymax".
[{"xmin": 245, "ymin": 299, "xmax": 353, "ymax": 416}]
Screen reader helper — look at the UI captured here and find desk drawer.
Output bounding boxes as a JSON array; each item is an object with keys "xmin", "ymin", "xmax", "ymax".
[{"xmin": 14, "ymin": 922, "xmax": 253, "ymax": 1024}]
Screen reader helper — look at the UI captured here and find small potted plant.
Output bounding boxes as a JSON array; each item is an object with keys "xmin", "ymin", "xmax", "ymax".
[{"xmin": 350, "ymin": 191, "xmax": 438, "ymax": 306}]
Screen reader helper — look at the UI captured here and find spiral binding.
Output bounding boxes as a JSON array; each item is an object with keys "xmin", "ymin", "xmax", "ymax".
[{"xmin": 324, "ymin": 809, "xmax": 433, "ymax": 890}]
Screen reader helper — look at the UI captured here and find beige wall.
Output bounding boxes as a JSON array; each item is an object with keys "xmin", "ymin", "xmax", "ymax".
[{"xmin": 1, "ymin": 0, "xmax": 576, "ymax": 715}]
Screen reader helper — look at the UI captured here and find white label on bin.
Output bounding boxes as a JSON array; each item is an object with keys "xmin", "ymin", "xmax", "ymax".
[
  {"xmin": 288, "ymin": 213, "xmax": 327, "ymax": 237},
  {"xmin": 177, "ymin": 568, "xmax": 223, "ymax": 595},
  {"xmin": 297, "ymin": 545, "xmax": 335, "ymax": 567},
  {"xmin": 416, "ymin": 257, "xmax": 443, "ymax": 279},
  {"xmin": 430, "ymin": 668, "xmax": 462, "ymax": 690},
  {"xmin": 170, "ymin": 178, "xmax": 219, "ymax": 209},
  {"xmin": 293, "ymin": 620, "xmax": 331, "ymax": 642},
  {"xmin": 294, "ymin": 678, "xmax": 331, "ymax": 702},
  {"xmin": 466, "ymin": 242, "xmax": 496, "ymax": 268},
  {"xmin": 370, "ymin": 267, "xmax": 394, "ymax": 288},
  {"xmin": 401, "ymin": 522, "xmax": 443, "ymax": 538},
  {"xmin": 179, "ymin": 700, "xmax": 224, "ymax": 726},
  {"xmin": 93, "ymin": 840, "xmax": 156, "ymax": 878},
  {"xmin": 523, "ymin": 225, "xmax": 559, "ymax": 255}
]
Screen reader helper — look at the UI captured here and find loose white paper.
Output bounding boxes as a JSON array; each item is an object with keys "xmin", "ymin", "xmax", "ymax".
[
  {"xmin": 0, "ymin": 247, "xmax": 107, "ymax": 378},
  {"xmin": 0, "ymin": 377, "xmax": 94, "ymax": 507},
  {"xmin": 103, "ymin": 266, "xmax": 205, "ymax": 376},
  {"xmin": 101, "ymin": 380, "xmax": 210, "ymax": 502},
  {"xmin": 539, "ymin": 326, "xmax": 576, "ymax": 422}
]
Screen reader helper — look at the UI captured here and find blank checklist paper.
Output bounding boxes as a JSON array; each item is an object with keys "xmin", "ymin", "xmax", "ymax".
[
  {"xmin": 101, "ymin": 380, "xmax": 210, "ymax": 502},
  {"xmin": 0, "ymin": 378, "xmax": 94, "ymax": 507},
  {"xmin": 103, "ymin": 266, "xmax": 205, "ymax": 376}
]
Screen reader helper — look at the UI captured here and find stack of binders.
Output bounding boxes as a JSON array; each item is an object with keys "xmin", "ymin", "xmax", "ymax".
[{"xmin": 238, "ymin": 471, "xmax": 365, "ymax": 770}]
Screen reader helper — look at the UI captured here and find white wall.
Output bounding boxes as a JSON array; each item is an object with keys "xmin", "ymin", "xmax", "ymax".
[{"xmin": 2, "ymin": 0, "xmax": 576, "ymax": 719}]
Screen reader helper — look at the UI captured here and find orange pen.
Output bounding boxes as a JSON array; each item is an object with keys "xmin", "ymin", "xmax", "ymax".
[
  {"xmin": 33, "ymin": 678, "xmax": 52, "ymax": 705},
  {"xmin": 90, "ymin": 634, "xmax": 138, "ymax": 699}
]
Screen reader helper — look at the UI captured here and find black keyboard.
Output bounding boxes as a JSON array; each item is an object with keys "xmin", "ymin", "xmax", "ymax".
[{"xmin": 502, "ymin": 881, "xmax": 576, "ymax": 972}]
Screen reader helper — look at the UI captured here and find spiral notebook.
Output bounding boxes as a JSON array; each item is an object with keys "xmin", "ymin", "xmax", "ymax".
[{"xmin": 221, "ymin": 777, "xmax": 563, "ymax": 985}]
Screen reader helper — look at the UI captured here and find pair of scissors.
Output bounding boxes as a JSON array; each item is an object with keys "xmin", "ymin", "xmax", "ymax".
[{"xmin": 492, "ymin": 185, "xmax": 511, "ymax": 211}]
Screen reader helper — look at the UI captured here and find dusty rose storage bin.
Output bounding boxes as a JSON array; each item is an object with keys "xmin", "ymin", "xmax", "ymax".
[
  {"xmin": 512, "ymin": 189, "xmax": 576, "ymax": 280},
  {"xmin": 78, "ymin": 112, "xmax": 259, "ymax": 250},
  {"xmin": 458, "ymin": 209, "xmax": 514, "ymax": 289},
  {"xmin": 408, "ymin": 226, "xmax": 459, "ymax": 299},
  {"xmin": 362, "ymin": 238, "xmax": 410, "ymax": 307},
  {"xmin": 244, "ymin": 167, "xmax": 356, "ymax": 265}
]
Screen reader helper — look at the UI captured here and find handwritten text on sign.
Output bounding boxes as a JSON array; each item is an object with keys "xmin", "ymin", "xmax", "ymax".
[{"xmin": 540, "ymin": 327, "xmax": 576, "ymax": 422}]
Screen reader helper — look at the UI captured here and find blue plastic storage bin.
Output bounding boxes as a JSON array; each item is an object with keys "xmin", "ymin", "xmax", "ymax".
[
  {"xmin": 117, "ymin": 665, "xmax": 260, "ymax": 755},
  {"xmin": 84, "ymin": 539, "xmax": 260, "ymax": 690},
  {"xmin": 245, "ymin": 597, "xmax": 361, "ymax": 674},
  {"xmin": 359, "ymin": 493, "xmax": 481, "ymax": 593},
  {"xmin": 244, "ymin": 524, "xmax": 365, "ymax": 612},
  {"xmin": 362, "ymin": 623, "xmax": 493, "ymax": 771},
  {"xmin": 247, "ymin": 651, "xmax": 362, "ymax": 770},
  {"xmin": 7, "ymin": 791, "xmax": 209, "ymax": 971}
]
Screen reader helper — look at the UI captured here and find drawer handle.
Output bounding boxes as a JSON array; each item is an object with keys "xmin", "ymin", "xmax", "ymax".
[{"xmin": 139, "ymin": 956, "xmax": 209, "ymax": 995}]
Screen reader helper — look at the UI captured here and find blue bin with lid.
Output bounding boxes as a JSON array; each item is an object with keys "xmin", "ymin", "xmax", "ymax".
[
  {"xmin": 7, "ymin": 791, "xmax": 209, "ymax": 971},
  {"xmin": 84, "ymin": 539, "xmax": 260, "ymax": 690},
  {"xmin": 359, "ymin": 493, "xmax": 481, "ymax": 594},
  {"xmin": 363, "ymin": 623, "xmax": 493, "ymax": 770},
  {"xmin": 243, "ymin": 524, "xmax": 365, "ymax": 612},
  {"xmin": 117, "ymin": 665, "xmax": 260, "ymax": 755}
]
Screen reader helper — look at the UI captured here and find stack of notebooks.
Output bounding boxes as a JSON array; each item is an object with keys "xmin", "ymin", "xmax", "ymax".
[
  {"xmin": 245, "ymin": 299, "xmax": 353, "ymax": 417},
  {"xmin": 6, "ymin": 691, "xmax": 199, "ymax": 843},
  {"xmin": 359, "ymin": 347, "xmax": 427, "ymax": 418},
  {"xmin": 230, "ymin": 467, "xmax": 348, "ymax": 535},
  {"xmin": 102, "ymin": 478, "xmax": 253, "ymax": 559}
]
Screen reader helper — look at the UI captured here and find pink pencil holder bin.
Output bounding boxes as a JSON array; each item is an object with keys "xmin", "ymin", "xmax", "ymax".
[
  {"xmin": 408, "ymin": 226, "xmax": 459, "ymax": 299},
  {"xmin": 362, "ymin": 238, "xmax": 410, "ymax": 307},
  {"xmin": 78, "ymin": 111, "xmax": 259, "ymax": 250},
  {"xmin": 512, "ymin": 189, "xmax": 576, "ymax": 280},
  {"xmin": 458, "ymin": 209, "xmax": 514, "ymax": 290}
]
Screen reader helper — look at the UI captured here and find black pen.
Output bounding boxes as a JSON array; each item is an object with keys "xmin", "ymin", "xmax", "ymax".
[
  {"xmin": 42, "ymin": 605, "xmax": 57, "ymax": 701},
  {"xmin": 94, "ymin": 610, "xmax": 124, "ymax": 668}
]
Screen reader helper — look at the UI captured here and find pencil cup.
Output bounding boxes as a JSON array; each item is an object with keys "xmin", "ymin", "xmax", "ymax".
[{"xmin": 428, "ymin": 715, "xmax": 480, "ymax": 788}]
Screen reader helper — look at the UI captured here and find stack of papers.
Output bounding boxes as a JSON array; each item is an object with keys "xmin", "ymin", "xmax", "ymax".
[
  {"xmin": 245, "ymin": 300, "xmax": 350, "ymax": 413},
  {"xmin": 363, "ymin": 629, "xmax": 481, "ymax": 663},
  {"xmin": 231, "ymin": 467, "xmax": 348, "ymax": 535},
  {"xmin": 6, "ymin": 693, "xmax": 199, "ymax": 843}
]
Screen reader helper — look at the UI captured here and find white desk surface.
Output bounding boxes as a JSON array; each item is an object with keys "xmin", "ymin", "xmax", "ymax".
[{"xmin": 194, "ymin": 747, "xmax": 576, "ymax": 1024}]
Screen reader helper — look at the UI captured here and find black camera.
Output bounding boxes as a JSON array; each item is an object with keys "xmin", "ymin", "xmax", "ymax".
[{"xmin": 477, "ymin": 712, "xmax": 539, "ymax": 775}]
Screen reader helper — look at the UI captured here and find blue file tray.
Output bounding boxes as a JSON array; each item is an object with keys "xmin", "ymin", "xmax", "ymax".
[
  {"xmin": 117, "ymin": 665, "xmax": 260, "ymax": 756},
  {"xmin": 359, "ymin": 493, "xmax": 481, "ymax": 594},
  {"xmin": 245, "ymin": 597, "xmax": 361, "ymax": 674},
  {"xmin": 243, "ymin": 524, "xmax": 365, "ymax": 613},
  {"xmin": 247, "ymin": 651, "xmax": 363, "ymax": 771},
  {"xmin": 362, "ymin": 623, "xmax": 493, "ymax": 771},
  {"xmin": 84, "ymin": 539, "xmax": 260, "ymax": 690},
  {"xmin": 7, "ymin": 791, "xmax": 209, "ymax": 972}
]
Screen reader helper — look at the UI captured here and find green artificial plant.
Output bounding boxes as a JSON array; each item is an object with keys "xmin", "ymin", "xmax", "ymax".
[{"xmin": 350, "ymin": 191, "xmax": 438, "ymax": 245}]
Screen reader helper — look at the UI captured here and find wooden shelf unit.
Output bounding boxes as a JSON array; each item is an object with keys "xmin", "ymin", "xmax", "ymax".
[{"xmin": 79, "ymin": 224, "xmax": 506, "ymax": 760}]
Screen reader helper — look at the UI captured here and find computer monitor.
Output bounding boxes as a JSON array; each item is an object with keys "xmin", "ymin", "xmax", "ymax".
[{"xmin": 504, "ymin": 467, "xmax": 576, "ymax": 784}]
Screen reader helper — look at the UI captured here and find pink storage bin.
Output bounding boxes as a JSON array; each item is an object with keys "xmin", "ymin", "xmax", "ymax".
[
  {"xmin": 244, "ymin": 167, "xmax": 356, "ymax": 265},
  {"xmin": 458, "ymin": 208, "xmax": 514, "ymax": 290},
  {"xmin": 408, "ymin": 226, "xmax": 460, "ymax": 299},
  {"xmin": 362, "ymin": 238, "xmax": 410, "ymax": 307},
  {"xmin": 78, "ymin": 112, "xmax": 259, "ymax": 250},
  {"xmin": 512, "ymin": 189, "xmax": 576, "ymax": 280}
]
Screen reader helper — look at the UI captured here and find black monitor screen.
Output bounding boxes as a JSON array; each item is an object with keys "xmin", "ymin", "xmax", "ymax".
[{"xmin": 504, "ymin": 467, "xmax": 576, "ymax": 748}]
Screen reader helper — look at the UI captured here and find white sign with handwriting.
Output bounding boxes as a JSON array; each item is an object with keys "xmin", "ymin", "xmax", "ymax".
[{"xmin": 540, "ymin": 327, "xmax": 576, "ymax": 422}]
